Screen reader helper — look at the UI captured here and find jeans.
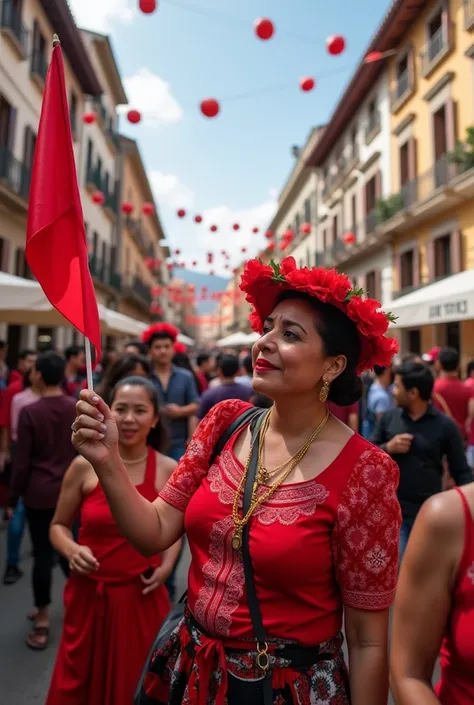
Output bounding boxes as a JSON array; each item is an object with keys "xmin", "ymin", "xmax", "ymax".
[
  {"xmin": 168, "ymin": 444, "xmax": 186, "ymax": 463},
  {"xmin": 7, "ymin": 498, "xmax": 25, "ymax": 567},
  {"xmin": 399, "ymin": 520, "xmax": 413, "ymax": 564}
]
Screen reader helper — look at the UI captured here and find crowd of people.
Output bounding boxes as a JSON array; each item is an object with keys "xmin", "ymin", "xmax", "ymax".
[{"xmin": 1, "ymin": 281, "xmax": 474, "ymax": 704}]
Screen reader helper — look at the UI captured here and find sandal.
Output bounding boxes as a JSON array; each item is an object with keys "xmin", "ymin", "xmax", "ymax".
[{"xmin": 26, "ymin": 625, "xmax": 49, "ymax": 650}]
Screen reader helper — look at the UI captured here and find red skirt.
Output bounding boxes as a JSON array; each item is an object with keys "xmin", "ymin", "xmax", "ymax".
[{"xmin": 46, "ymin": 573, "xmax": 170, "ymax": 705}]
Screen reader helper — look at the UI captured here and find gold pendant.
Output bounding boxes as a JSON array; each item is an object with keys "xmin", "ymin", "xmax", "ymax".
[
  {"xmin": 258, "ymin": 467, "xmax": 269, "ymax": 484},
  {"xmin": 231, "ymin": 529, "xmax": 242, "ymax": 550}
]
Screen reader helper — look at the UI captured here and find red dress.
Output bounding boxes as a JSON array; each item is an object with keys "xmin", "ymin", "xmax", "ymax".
[
  {"xmin": 149, "ymin": 399, "xmax": 401, "ymax": 704},
  {"xmin": 436, "ymin": 488, "xmax": 474, "ymax": 704},
  {"xmin": 46, "ymin": 448, "xmax": 170, "ymax": 705}
]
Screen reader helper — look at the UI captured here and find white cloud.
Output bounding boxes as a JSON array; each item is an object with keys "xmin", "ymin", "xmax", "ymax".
[
  {"xmin": 150, "ymin": 172, "xmax": 277, "ymax": 273},
  {"xmin": 68, "ymin": 0, "xmax": 135, "ymax": 33},
  {"xmin": 150, "ymin": 172, "xmax": 195, "ymax": 209},
  {"xmin": 119, "ymin": 69, "xmax": 183, "ymax": 126}
]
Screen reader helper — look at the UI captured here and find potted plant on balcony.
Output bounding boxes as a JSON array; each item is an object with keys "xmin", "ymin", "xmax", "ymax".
[{"xmin": 448, "ymin": 126, "xmax": 474, "ymax": 173}]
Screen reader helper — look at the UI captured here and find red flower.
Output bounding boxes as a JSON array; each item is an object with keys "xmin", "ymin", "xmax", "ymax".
[
  {"xmin": 141, "ymin": 322, "xmax": 179, "ymax": 344},
  {"xmin": 346, "ymin": 297, "xmax": 389, "ymax": 338}
]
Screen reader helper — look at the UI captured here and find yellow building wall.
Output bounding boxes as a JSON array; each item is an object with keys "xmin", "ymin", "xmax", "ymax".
[{"xmin": 388, "ymin": 0, "xmax": 474, "ymax": 190}]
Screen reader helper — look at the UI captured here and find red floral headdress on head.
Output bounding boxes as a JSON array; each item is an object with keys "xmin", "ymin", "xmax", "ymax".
[
  {"xmin": 141, "ymin": 322, "xmax": 179, "ymax": 345},
  {"xmin": 240, "ymin": 257, "xmax": 398, "ymax": 374},
  {"xmin": 173, "ymin": 341, "xmax": 188, "ymax": 354}
]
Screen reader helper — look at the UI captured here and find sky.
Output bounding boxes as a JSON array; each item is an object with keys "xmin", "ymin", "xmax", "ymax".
[{"xmin": 68, "ymin": 0, "xmax": 390, "ymax": 277}]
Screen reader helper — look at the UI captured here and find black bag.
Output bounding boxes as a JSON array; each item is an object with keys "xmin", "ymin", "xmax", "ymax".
[{"xmin": 134, "ymin": 405, "xmax": 265, "ymax": 705}]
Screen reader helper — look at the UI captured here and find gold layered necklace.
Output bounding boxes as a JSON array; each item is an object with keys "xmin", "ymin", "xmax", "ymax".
[{"xmin": 231, "ymin": 409, "xmax": 330, "ymax": 550}]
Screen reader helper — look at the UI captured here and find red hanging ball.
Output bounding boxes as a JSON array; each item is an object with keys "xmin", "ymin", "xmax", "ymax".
[
  {"xmin": 267, "ymin": 242, "xmax": 276, "ymax": 252},
  {"xmin": 365, "ymin": 51, "xmax": 383, "ymax": 64},
  {"xmin": 83, "ymin": 112, "xmax": 96, "ymax": 125},
  {"xmin": 265, "ymin": 230, "xmax": 274, "ymax": 240},
  {"xmin": 145, "ymin": 257, "xmax": 154, "ymax": 269},
  {"xmin": 210, "ymin": 224, "xmax": 218, "ymax": 232},
  {"xmin": 299, "ymin": 77, "xmax": 315, "ymax": 92},
  {"xmin": 252, "ymin": 227, "xmax": 259, "ymax": 233},
  {"xmin": 192, "ymin": 260, "xmax": 198, "ymax": 267},
  {"xmin": 127, "ymin": 109, "xmax": 142, "ymax": 124},
  {"xmin": 200, "ymin": 98, "xmax": 220, "ymax": 118},
  {"xmin": 154, "ymin": 259, "xmax": 162, "ymax": 269},
  {"xmin": 343, "ymin": 231, "xmax": 356, "ymax": 245},
  {"xmin": 139, "ymin": 0, "xmax": 157, "ymax": 15},
  {"xmin": 241, "ymin": 247, "xmax": 247, "ymax": 253},
  {"xmin": 194, "ymin": 215, "xmax": 202, "ymax": 223},
  {"xmin": 232, "ymin": 223, "xmax": 240, "ymax": 231},
  {"xmin": 166, "ymin": 262, "xmax": 174, "ymax": 271},
  {"xmin": 92, "ymin": 190, "xmax": 105, "ymax": 205},
  {"xmin": 224, "ymin": 264, "xmax": 229, "ymax": 270},
  {"xmin": 209, "ymin": 270, "xmax": 215, "ymax": 276},
  {"xmin": 283, "ymin": 229, "xmax": 295, "ymax": 241},
  {"xmin": 327, "ymin": 34, "xmax": 346, "ymax": 56},
  {"xmin": 121, "ymin": 201, "xmax": 134, "ymax": 215},
  {"xmin": 177, "ymin": 209, "xmax": 186, "ymax": 218},
  {"xmin": 174, "ymin": 249, "xmax": 181, "ymax": 255},
  {"xmin": 300, "ymin": 223, "xmax": 312, "ymax": 235},
  {"xmin": 142, "ymin": 202, "xmax": 154, "ymax": 215},
  {"xmin": 254, "ymin": 17, "xmax": 274, "ymax": 41}
]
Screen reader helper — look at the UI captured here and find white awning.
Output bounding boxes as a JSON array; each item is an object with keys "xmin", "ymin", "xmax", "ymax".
[
  {"xmin": 385, "ymin": 269, "xmax": 474, "ymax": 329},
  {"xmin": 216, "ymin": 332, "xmax": 252, "ymax": 348},
  {"xmin": 0, "ymin": 272, "xmax": 147, "ymax": 337},
  {"xmin": 178, "ymin": 333, "xmax": 195, "ymax": 346}
]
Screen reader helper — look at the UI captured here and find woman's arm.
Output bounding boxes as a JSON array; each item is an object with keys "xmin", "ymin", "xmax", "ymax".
[
  {"xmin": 345, "ymin": 607, "xmax": 390, "ymax": 705},
  {"xmin": 50, "ymin": 458, "xmax": 100, "ymax": 574},
  {"xmin": 390, "ymin": 491, "xmax": 463, "ymax": 704},
  {"xmin": 73, "ymin": 391, "xmax": 248, "ymax": 558}
]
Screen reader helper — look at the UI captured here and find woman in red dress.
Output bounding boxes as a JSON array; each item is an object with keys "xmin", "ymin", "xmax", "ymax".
[
  {"xmin": 47, "ymin": 376, "xmax": 180, "ymax": 705},
  {"xmin": 391, "ymin": 482, "xmax": 474, "ymax": 703},
  {"xmin": 71, "ymin": 257, "xmax": 401, "ymax": 705}
]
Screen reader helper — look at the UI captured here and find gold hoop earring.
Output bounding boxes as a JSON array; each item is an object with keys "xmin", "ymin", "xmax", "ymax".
[{"xmin": 319, "ymin": 380, "xmax": 330, "ymax": 403}]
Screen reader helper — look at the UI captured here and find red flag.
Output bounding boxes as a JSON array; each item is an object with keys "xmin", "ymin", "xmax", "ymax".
[{"xmin": 26, "ymin": 43, "xmax": 101, "ymax": 361}]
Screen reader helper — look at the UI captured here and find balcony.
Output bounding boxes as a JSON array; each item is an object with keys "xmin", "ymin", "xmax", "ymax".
[
  {"xmin": 0, "ymin": 146, "xmax": 31, "ymax": 208},
  {"xmin": 125, "ymin": 216, "xmax": 154, "ymax": 259},
  {"xmin": 321, "ymin": 146, "xmax": 360, "ymax": 201},
  {"xmin": 420, "ymin": 25, "xmax": 451, "ymax": 77},
  {"xmin": 365, "ymin": 208, "xmax": 378, "ymax": 235},
  {"xmin": 88, "ymin": 256, "xmax": 122, "ymax": 293},
  {"xmin": 86, "ymin": 165, "xmax": 118, "ymax": 218},
  {"xmin": 122, "ymin": 274, "xmax": 152, "ymax": 310},
  {"xmin": 391, "ymin": 68, "xmax": 414, "ymax": 113},
  {"xmin": 365, "ymin": 111, "xmax": 381, "ymax": 145},
  {"xmin": 31, "ymin": 51, "xmax": 48, "ymax": 90},
  {"xmin": 1, "ymin": 0, "xmax": 28, "ymax": 59},
  {"xmin": 465, "ymin": 0, "xmax": 474, "ymax": 30}
]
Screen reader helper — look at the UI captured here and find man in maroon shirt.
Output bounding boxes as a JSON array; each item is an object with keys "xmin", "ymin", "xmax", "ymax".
[
  {"xmin": 0, "ymin": 349, "xmax": 36, "ymax": 472},
  {"xmin": 432, "ymin": 348, "xmax": 473, "ymax": 444},
  {"xmin": 10, "ymin": 351, "xmax": 76, "ymax": 649}
]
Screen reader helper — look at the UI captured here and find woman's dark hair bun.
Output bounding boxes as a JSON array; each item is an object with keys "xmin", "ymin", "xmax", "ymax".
[{"xmin": 328, "ymin": 370, "xmax": 363, "ymax": 407}]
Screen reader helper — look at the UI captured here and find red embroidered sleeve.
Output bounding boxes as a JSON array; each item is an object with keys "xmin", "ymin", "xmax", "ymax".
[
  {"xmin": 159, "ymin": 399, "xmax": 252, "ymax": 512},
  {"xmin": 333, "ymin": 447, "xmax": 401, "ymax": 610}
]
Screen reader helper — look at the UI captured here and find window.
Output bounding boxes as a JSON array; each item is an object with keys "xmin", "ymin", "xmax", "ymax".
[
  {"xmin": 295, "ymin": 213, "xmax": 300, "ymax": 236},
  {"xmin": 433, "ymin": 105, "xmax": 447, "ymax": 160},
  {"xmin": 96, "ymin": 157, "xmax": 102, "ymax": 182},
  {"xmin": 31, "ymin": 21, "xmax": 46, "ymax": 82},
  {"xmin": 366, "ymin": 98, "xmax": 380, "ymax": 139},
  {"xmin": 332, "ymin": 215, "xmax": 338, "ymax": 242},
  {"xmin": 92, "ymin": 230, "xmax": 99, "ymax": 258},
  {"xmin": 395, "ymin": 54, "xmax": 410, "ymax": 100},
  {"xmin": 0, "ymin": 237, "xmax": 9, "ymax": 272},
  {"xmin": 14, "ymin": 246, "xmax": 26, "ymax": 277},
  {"xmin": 350, "ymin": 124, "xmax": 358, "ymax": 158},
  {"xmin": 365, "ymin": 271, "xmax": 376, "ymax": 298},
  {"xmin": 365, "ymin": 176, "xmax": 377, "ymax": 213},
  {"xmin": 0, "ymin": 94, "xmax": 14, "ymax": 149},
  {"xmin": 104, "ymin": 171, "xmax": 110, "ymax": 196},
  {"xmin": 400, "ymin": 142, "xmax": 409, "ymax": 186},
  {"xmin": 304, "ymin": 198, "xmax": 311, "ymax": 223},
  {"xmin": 400, "ymin": 250, "xmax": 414, "ymax": 289},
  {"xmin": 86, "ymin": 138, "xmax": 93, "ymax": 179},
  {"xmin": 351, "ymin": 194, "xmax": 357, "ymax": 228},
  {"xmin": 69, "ymin": 91, "xmax": 78, "ymax": 141},
  {"xmin": 427, "ymin": 9, "xmax": 444, "ymax": 62},
  {"xmin": 434, "ymin": 234, "xmax": 451, "ymax": 277}
]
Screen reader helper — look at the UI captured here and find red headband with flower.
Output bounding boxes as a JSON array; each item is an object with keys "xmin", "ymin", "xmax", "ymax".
[
  {"xmin": 240, "ymin": 257, "xmax": 398, "ymax": 374},
  {"xmin": 174, "ymin": 341, "xmax": 188, "ymax": 354},
  {"xmin": 141, "ymin": 322, "xmax": 179, "ymax": 345}
]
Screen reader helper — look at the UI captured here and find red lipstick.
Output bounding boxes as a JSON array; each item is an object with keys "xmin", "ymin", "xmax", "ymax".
[{"xmin": 255, "ymin": 358, "xmax": 279, "ymax": 373}]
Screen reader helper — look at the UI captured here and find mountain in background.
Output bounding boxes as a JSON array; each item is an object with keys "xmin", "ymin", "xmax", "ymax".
[{"xmin": 171, "ymin": 269, "xmax": 229, "ymax": 314}]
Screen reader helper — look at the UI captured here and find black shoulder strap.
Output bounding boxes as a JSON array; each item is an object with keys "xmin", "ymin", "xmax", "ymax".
[
  {"xmin": 209, "ymin": 405, "xmax": 264, "ymax": 467},
  {"xmin": 241, "ymin": 412, "xmax": 274, "ymax": 704}
]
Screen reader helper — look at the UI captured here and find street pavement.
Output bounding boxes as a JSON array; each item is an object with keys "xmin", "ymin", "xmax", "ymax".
[{"xmin": 0, "ymin": 527, "xmax": 437, "ymax": 704}]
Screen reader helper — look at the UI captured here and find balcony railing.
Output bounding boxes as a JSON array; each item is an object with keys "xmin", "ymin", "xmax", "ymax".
[
  {"xmin": 0, "ymin": 146, "xmax": 31, "ymax": 202},
  {"xmin": 465, "ymin": 0, "xmax": 474, "ymax": 29},
  {"xmin": 88, "ymin": 256, "xmax": 122, "ymax": 292},
  {"xmin": 421, "ymin": 25, "xmax": 449, "ymax": 75},
  {"xmin": 86, "ymin": 165, "xmax": 118, "ymax": 214},
  {"xmin": 1, "ymin": 0, "xmax": 28, "ymax": 54},
  {"xmin": 126, "ymin": 276, "xmax": 152, "ymax": 306},
  {"xmin": 365, "ymin": 111, "xmax": 381, "ymax": 143},
  {"xmin": 365, "ymin": 208, "xmax": 377, "ymax": 235},
  {"xmin": 31, "ymin": 51, "xmax": 48, "ymax": 85}
]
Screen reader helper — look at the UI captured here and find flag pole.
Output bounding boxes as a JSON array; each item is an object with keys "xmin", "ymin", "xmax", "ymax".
[{"xmin": 85, "ymin": 338, "xmax": 94, "ymax": 390}]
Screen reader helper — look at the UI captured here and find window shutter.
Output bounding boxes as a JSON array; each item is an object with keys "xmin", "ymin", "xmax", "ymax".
[
  {"xmin": 413, "ymin": 247, "xmax": 421, "ymax": 286},
  {"xmin": 8, "ymin": 107, "xmax": 16, "ymax": 152},
  {"xmin": 446, "ymin": 98, "xmax": 457, "ymax": 152},
  {"xmin": 426, "ymin": 240, "xmax": 435, "ymax": 282},
  {"xmin": 375, "ymin": 169, "xmax": 382, "ymax": 198},
  {"xmin": 1, "ymin": 238, "xmax": 10, "ymax": 272},
  {"xmin": 408, "ymin": 137, "xmax": 417, "ymax": 181},
  {"xmin": 375, "ymin": 269, "xmax": 382, "ymax": 302},
  {"xmin": 450, "ymin": 230, "xmax": 462, "ymax": 274}
]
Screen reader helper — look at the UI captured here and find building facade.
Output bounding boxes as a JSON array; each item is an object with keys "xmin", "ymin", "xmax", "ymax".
[
  {"xmin": 0, "ymin": 0, "xmax": 101, "ymax": 360},
  {"xmin": 377, "ymin": 0, "xmax": 474, "ymax": 366}
]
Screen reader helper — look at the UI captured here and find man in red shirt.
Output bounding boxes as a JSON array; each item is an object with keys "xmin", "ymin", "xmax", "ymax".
[
  {"xmin": 432, "ymin": 347, "xmax": 472, "ymax": 444},
  {"xmin": 464, "ymin": 360, "xmax": 474, "ymax": 393},
  {"xmin": 0, "ymin": 349, "xmax": 37, "ymax": 472}
]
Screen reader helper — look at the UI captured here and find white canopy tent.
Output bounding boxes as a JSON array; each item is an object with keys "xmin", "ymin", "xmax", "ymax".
[
  {"xmin": 0, "ymin": 272, "xmax": 148, "ymax": 337},
  {"xmin": 178, "ymin": 333, "xmax": 195, "ymax": 346},
  {"xmin": 385, "ymin": 269, "xmax": 474, "ymax": 328},
  {"xmin": 216, "ymin": 331, "xmax": 259, "ymax": 348}
]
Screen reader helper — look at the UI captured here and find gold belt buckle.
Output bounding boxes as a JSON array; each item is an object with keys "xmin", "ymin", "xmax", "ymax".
[{"xmin": 256, "ymin": 641, "xmax": 270, "ymax": 672}]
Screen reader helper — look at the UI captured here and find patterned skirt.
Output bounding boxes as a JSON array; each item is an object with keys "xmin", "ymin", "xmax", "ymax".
[{"xmin": 143, "ymin": 609, "xmax": 351, "ymax": 705}]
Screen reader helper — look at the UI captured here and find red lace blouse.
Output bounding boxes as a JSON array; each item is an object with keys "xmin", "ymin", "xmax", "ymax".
[{"xmin": 160, "ymin": 400, "xmax": 401, "ymax": 646}]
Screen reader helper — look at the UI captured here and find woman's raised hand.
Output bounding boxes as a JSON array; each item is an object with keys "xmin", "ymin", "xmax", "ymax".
[{"xmin": 72, "ymin": 390, "xmax": 119, "ymax": 468}]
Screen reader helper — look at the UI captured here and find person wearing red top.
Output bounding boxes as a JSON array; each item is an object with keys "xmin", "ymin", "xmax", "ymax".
[
  {"xmin": 432, "ymin": 348, "xmax": 472, "ymax": 443},
  {"xmin": 0, "ymin": 349, "xmax": 36, "ymax": 471},
  {"xmin": 391, "ymin": 482, "xmax": 474, "ymax": 703},
  {"xmin": 47, "ymin": 377, "xmax": 180, "ymax": 704},
  {"xmin": 71, "ymin": 257, "xmax": 401, "ymax": 705},
  {"xmin": 327, "ymin": 401, "xmax": 359, "ymax": 431}
]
